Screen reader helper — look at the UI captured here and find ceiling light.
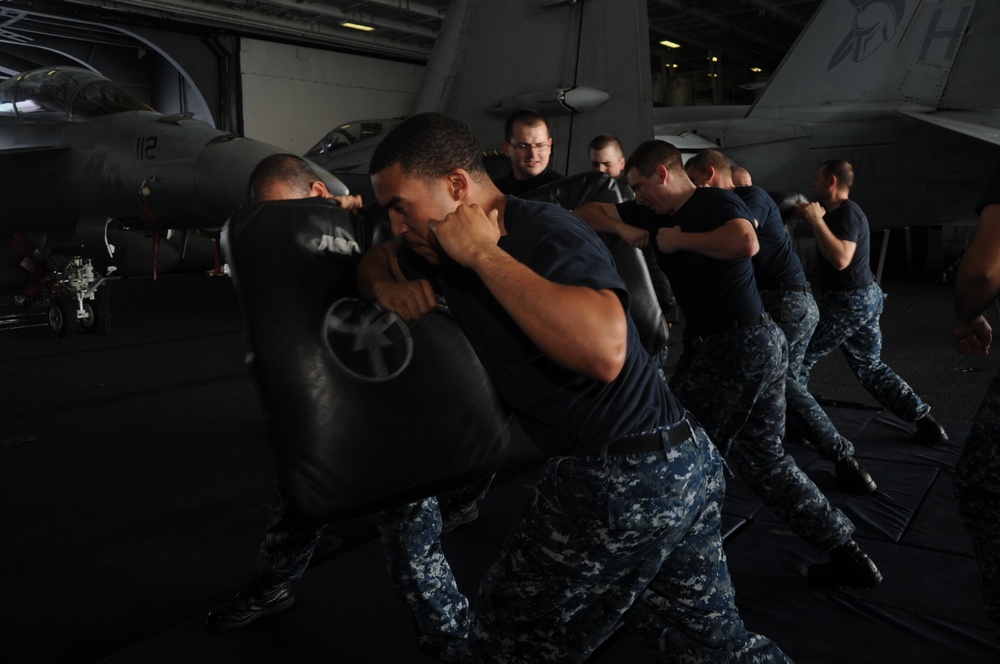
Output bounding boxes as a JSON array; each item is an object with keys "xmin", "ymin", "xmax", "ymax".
[
  {"xmin": 341, "ymin": 21, "xmax": 375, "ymax": 32},
  {"xmin": 659, "ymin": 40, "xmax": 681, "ymax": 49}
]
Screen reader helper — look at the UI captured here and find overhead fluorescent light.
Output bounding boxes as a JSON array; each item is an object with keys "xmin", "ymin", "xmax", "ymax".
[
  {"xmin": 659, "ymin": 40, "xmax": 681, "ymax": 49},
  {"xmin": 341, "ymin": 21, "xmax": 375, "ymax": 32}
]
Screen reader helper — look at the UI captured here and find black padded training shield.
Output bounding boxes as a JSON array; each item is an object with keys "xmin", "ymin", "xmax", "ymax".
[
  {"xmin": 520, "ymin": 171, "xmax": 669, "ymax": 356},
  {"xmin": 224, "ymin": 198, "xmax": 508, "ymax": 520}
]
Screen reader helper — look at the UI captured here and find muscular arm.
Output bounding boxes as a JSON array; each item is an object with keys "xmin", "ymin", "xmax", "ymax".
[
  {"xmin": 656, "ymin": 217, "xmax": 758, "ymax": 259},
  {"xmin": 801, "ymin": 202, "xmax": 856, "ymax": 269},
  {"xmin": 356, "ymin": 240, "xmax": 438, "ymax": 321},
  {"xmin": 433, "ymin": 204, "xmax": 627, "ymax": 382},
  {"xmin": 953, "ymin": 204, "xmax": 1000, "ymax": 355},
  {"xmin": 574, "ymin": 202, "xmax": 649, "ymax": 248}
]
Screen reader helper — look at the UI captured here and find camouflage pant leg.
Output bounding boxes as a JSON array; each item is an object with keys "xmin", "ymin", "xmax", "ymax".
[
  {"xmin": 763, "ymin": 289, "xmax": 854, "ymax": 461},
  {"xmin": 954, "ymin": 369, "xmax": 1000, "ymax": 631},
  {"xmin": 375, "ymin": 497, "xmax": 469, "ymax": 659},
  {"xmin": 627, "ymin": 428, "xmax": 794, "ymax": 664},
  {"xmin": 727, "ymin": 421, "xmax": 855, "ymax": 552},
  {"xmin": 804, "ymin": 283, "xmax": 930, "ymax": 422},
  {"xmin": 672, "ymin": 323, "xmax": 853, "ymax": 551},
  {"xmin": 761, "ymin": 290, "xmax": 818, "ymax": 381},
  {"xmin": 257, "ymin": 487, "xmax": 328, "ymax": 582},
  {"xmin": 670, "ymin": 323, "xmax": 786, "ymax": 457},
  {"xmin": 466, "ymin": 429, "xmax": 778, "ymax": 663}
]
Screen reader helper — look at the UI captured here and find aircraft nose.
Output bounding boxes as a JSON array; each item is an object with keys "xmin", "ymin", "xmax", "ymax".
[{"xmin": 195, "ymin": 135, "xmax": 349, "ymax": 228}]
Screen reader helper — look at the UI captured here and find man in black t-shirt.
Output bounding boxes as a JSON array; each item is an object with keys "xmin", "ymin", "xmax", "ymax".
[
  {"xmin": 799, "ymin": 160, "xmax": 947, "ymax": 446},
  {"xmin": 953, "ymin": 160, "xmax": 1000, "ymax": 634},
  {"xmin": 360, "ymin": 113, "xmax": 789, "ymax": 663},
  {"xmin": 492, "ymin": 109, "xmax": 564, "ymax": 195},
  {"xmin": 685, "ymin": 149, "xmax": 877, "ymax": 496},
  {"xmin": 577, "ymin": 140, "xmax": 882, "ymax": 592}
]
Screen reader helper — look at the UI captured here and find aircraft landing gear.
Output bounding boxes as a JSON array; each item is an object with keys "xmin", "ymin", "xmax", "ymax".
[
  {"xmin": 79, "ymin": 288, "xmax": 111, "ymax": 335},
  {"xmin": 43, "ymin": 257, "xmax": 111, "ymax": 338},
  {"xmin": 47, "ymin": 296, "xmax": 76, "ymax": 338}
]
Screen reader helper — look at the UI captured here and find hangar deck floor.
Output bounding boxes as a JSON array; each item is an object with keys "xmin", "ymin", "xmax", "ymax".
[{"xmin": 2, "ymin": 271, "xmax": 998, "ymax": 663}]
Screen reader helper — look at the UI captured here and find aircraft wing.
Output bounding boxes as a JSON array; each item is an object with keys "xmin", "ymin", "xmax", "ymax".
[
  {"xmin": 0, "ymin": 144, "xmax": 68, "ymax": 155},
  {"xmin": 898, "ymin": 109, "xmax": 1000, "ymax": 148},
  {"xmin": 650, "ymin": 131, "xmax": 719, "ymax": 152}
]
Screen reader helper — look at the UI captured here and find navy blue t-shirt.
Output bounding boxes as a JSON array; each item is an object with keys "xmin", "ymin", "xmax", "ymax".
[
  {"xmin": 976, "ymin": 162, "xmax": 1000, "ymax": 213},
  {"xmin": 399, "ymin": 196, "xmax": 683, "ymax": 456},
  {"xmin": 735, "ymin": 185, "xmax": 808, "ymax": 291},
  {"xmin": 816, "ymin": 199, "xmax": 873, "ymax": 292},
  {"xmin": 617, "ymin": 187, "xmax": 764, "ymax": 337}
]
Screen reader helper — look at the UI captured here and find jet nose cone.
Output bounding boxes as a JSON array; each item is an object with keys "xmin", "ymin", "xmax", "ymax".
[{"xmin": 196, "ymin": 135, "xmax": 350, "ymax": 226}]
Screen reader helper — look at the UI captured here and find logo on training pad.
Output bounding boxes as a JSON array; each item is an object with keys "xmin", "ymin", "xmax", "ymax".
[
  {"xmin": 313, "ymin": 228, "xmax": 360, "ymax": 256},
  {"xmin": 322, "ymin": 298, "xmax": 412, "ymax": 382}
]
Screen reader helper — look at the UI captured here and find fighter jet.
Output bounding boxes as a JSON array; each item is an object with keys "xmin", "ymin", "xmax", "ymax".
[
  {"xmin": 653, "ymin": 0, "xmax": 1000, "ymax": 235},
  {"xmin": 0, "ymin": 66, "xmax": 349, "ymax": 336},
  {"xmin": 317, "ymin": 0, "xmax": 998, "ymax": 253}
]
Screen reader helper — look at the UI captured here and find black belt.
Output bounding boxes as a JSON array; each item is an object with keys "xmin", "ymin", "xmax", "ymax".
[
  {"xmin": 698, "ymin": 312, "xmax": 772, "ymax": 339},
  {"xmin": 779, "ymin": 283, "xmax": 811, "ymax": 294},
  {"xmin": 604, "ymin": 414, "xmax": 695, "ymax": 456}
]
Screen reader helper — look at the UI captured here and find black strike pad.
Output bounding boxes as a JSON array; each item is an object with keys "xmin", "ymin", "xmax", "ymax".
[
  {"xmin": 602, "ymin": 236, "xmax": 669, "ymax": 355},
  {"xmin": 225, "ymin": 199, "xmax": 509, "ymax": 520},
  {"xmin": 517, "ymin": 170, "xmax": 626, "ymax": 207},
  {"xmin": 519, "ymin": 172, "xmax": 669, "ymax": 355}
]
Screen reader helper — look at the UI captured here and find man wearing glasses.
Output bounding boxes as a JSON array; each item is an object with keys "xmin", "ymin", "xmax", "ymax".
[{"xmin": 494, "ymin": 109, "xmax": 564, "ymax": 195}]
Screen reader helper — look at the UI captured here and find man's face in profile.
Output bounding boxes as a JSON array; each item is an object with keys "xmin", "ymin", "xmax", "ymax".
[{"xmin": 372, "ymin": 163, "xmax": 459, "ymax": 265}]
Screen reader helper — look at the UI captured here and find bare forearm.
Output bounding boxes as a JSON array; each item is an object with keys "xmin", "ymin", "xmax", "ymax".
[
  {"xmin": 811, "ymin": 221, "xmax": 854, "ymax": 269},
  {"xmin": 659, "ymin": 218, "xmax": 758, "ymax": 259},
  {"xmin": 468, "ymin": 244, "xmax": 627, "ymax": 381},
  {"xmin": 955, "ymin": 274, "xmax": 1000, "ymax": 325},
  {"xmin": 955, "ymin": 208, "xmax": 1000, "ymax": 324},
  {"xmin": 677, "ymin": 221, "xmax": 756, "ymax": 259},
  {"xmin": 575, "ymin": 202, "xmax": 623, "ymax": 234},
  {"xmin": 357, "ymin": 241, "xmax": 398, "ymax": 303},
  {"xmin": 357, "ymin": 241, "xmax": 438, "ymax": 320}
]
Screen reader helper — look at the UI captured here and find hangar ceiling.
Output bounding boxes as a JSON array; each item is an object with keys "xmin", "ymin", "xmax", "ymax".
[{"xmin": 2, "ymin": 0, "xmax": 822, "ymax": 78}]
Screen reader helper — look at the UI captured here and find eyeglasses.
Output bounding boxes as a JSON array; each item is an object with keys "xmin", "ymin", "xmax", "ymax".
[{"xmin": 511, "ymin": 141, "xmax": 550, "ymax": 152}]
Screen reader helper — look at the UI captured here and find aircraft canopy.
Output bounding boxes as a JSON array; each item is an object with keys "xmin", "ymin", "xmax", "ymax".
[{"xmin": 0, "ymin": 67, "xmax": 152, "ymax": 119}]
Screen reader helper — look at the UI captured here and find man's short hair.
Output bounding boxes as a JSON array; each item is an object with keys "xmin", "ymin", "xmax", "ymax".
[
  {"xmin": 249, "ymin": 154, "xmax": 317, "ymax": 202},
  {"xmin": 369, "ymin": 112, "xmax": 488, "ymax": 182},
  {"xmin": 503, "ymin": 109, "xmax": 550, "ymax": 142},
  {"xmin": 625, "ymin": 140, "xmax": 684, "ymax": 178},
  {"xmin": 588, "ymin": 134, "xmax": 623, "ymax": 155},
  {"xmin": 685, "ymin": 149, "xmax": 731, "ymax": 179},
  {"xmin": 822, "ymin": 159, "xmax": 854, "ymax": 189}
]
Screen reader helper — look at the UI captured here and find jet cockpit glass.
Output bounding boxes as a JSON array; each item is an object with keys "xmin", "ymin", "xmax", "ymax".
[
  {"xmin": 0, "ymin": 67, "xmax": 152, "ymax": 118},
  {"xmin": 70, "ymin": 78, "xmax": 153, "ymax": 117},
  {"xmin": 303, "ymin": 117, "xmax": 404, "ymax": 157}
]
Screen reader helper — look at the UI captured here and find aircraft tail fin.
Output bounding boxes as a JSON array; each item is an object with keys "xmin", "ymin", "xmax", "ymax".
[{"xmin": 750, "ymin": 0, "xmax": 981, "ymax": 119}]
